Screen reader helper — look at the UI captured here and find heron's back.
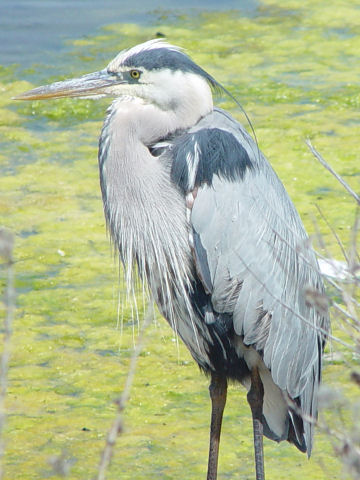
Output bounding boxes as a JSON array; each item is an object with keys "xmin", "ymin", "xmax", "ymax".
[{"xmin": 162, "ymin": 108, "xmax": 329, "ymax": 454}]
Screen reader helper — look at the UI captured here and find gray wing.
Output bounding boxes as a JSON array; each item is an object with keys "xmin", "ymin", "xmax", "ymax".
[
  {"xmin": 192, "ymin": 170, "xmax": 322, "ymax": 392},
  {"xmin": 181, "ymin": 109, "xmax": 329, "ymax": 450}
]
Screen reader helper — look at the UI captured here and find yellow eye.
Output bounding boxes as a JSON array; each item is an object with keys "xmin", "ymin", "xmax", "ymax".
[{"xmin": 130, "ymin": 69, "xmax": 141, "ymax": 79}]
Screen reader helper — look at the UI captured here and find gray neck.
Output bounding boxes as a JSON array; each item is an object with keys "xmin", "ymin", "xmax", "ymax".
[{"xmin": 98, "ymin": 98, "xmax": 194, "ymax": 315}]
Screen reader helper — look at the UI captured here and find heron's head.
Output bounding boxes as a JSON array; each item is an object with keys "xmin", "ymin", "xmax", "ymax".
[{"xmin": 15, "ymin": 39, "xmax": 215, "ymax": 117}]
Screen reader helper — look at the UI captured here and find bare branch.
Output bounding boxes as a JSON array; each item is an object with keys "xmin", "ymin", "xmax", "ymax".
[
  {"xmin": 306, "ymin": 139, "xmax": 360, "ymax": 205},
  {"xmin": 315, "ymin": 203, "xmax": 349, "ymax": 263},
  {"xmin": 308, "ymin": 142, "xmax": 360, "ymax": 480},
  {"xmin": 0, "ymin": 228, "xmax": 15, "ymax": 480},
  {"xmin": 94, "ymin": 303, "xmax": 154, "ymax": 480}
]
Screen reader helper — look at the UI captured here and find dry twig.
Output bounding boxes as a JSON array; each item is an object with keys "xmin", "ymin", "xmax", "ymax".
[
  {"xmin": 0, "ymin": 228, "xmax": 15, "ymax": 480},
  {"xmin": 95, "ymin": 303, "xmax": 153, "ymax": 480},
  {"xmin": 306, "ymin": 143, "xmax": 360, "ymax": 479},
  {"xmin": 306, "ymin": 139, "xmax": 360, "ymax": 205}
]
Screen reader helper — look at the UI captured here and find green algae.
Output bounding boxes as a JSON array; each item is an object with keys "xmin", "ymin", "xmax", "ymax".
[{"xmin": 1, "ymin": 1, "xmax": 359, "ymax": 479}]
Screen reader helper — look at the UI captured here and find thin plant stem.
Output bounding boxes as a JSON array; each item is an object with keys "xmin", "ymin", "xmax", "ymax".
[
  {"xmin": 306, "ymin": 139, "xmax": 360, "ymax": 205},
  {"xmin": 0, "ymin": 229, "xmax": 15, "ymax": 480},
  {"xmin": 95, "ymin": 303, "xmax": 153, "ymax": 480}
]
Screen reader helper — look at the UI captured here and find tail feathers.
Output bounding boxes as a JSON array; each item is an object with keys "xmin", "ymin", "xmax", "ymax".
[
  {"xmin": 261, "ymin": 413, "xmax": 288, "ymax": 443},
  {"xmin": 261, "ymin": 405, "xmax": 307, "ymax": 454},
  {"xmin": 288, "ymin": 409, "xmax": 307, "ymax": 453}
]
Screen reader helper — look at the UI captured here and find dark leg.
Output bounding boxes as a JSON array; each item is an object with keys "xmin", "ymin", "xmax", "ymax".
[
  {"xmin": 247, "ymin": 367, "xmax": 265, "ymax": 480},
  {"xmin": 207, "ymin": 372, "xmax": 227, "ymax": 480}
]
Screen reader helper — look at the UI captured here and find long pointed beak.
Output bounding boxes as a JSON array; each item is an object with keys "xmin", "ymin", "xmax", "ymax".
[{"xmin": 13, "ymin": 69, "xmax": 124, "ymax": 101}]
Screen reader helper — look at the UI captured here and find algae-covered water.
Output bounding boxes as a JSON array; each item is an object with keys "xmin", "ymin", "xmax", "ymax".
[{"xmin": 1, "ymin": 1, "xmax": 359, "ymax": 479}]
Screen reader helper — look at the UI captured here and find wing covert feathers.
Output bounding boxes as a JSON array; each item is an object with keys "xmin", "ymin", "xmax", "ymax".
[{"xmin": 173, "ymin": 108, "xmax": 329, "ymax": 454}]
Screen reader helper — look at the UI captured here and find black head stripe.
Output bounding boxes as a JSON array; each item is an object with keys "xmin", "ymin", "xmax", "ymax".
[{"xmin": 122, "ymin": 48, "xmax": 218, "ymax": 89}]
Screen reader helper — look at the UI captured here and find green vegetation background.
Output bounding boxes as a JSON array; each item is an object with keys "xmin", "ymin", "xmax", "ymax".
[{"xmin": 0, "ymin": 1, "xmax": 359, "ymax": 478}]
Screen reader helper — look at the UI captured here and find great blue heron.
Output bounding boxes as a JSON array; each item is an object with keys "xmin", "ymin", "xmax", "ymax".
[{"xmin": 16, "ymin": 39, "xmax": 329, "ymax": 480}]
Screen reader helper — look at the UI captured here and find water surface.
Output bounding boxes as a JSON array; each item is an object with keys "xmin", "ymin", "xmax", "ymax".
[{"xmin": 0, "ymin": 1, "xmax": 359, "ymax": 479}]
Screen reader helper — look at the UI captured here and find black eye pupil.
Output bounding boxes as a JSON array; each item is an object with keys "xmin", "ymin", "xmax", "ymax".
[{"xmin": 131, "ymin": 70, "xmax": 140, "ymax": 79}]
